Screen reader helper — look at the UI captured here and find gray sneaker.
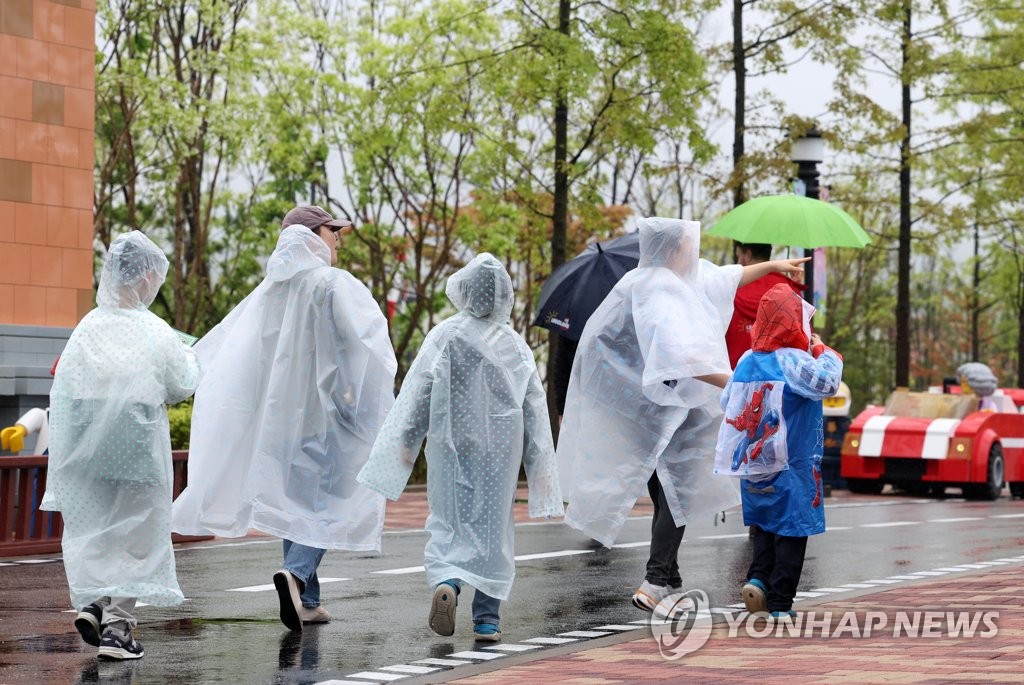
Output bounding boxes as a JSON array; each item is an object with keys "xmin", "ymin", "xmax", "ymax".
[{"xmin": 97, "ymin": 627, "xmax": 144, "ymax": 660}]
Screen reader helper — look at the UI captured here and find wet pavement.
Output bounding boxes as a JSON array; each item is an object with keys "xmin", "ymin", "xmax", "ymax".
[{"xmin": 2, "ymin": 489, "xmax": 1023, "ymax": 683}]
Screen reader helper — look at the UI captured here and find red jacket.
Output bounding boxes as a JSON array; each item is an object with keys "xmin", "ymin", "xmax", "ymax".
[{"xmin": 725, "ymin": 273, "xmax": 804, "ymax": 368}]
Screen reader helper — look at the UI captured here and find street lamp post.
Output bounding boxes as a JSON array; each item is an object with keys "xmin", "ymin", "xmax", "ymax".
[{"xmin": 791, "ymin": 129, "xmax": 825, "ymax": 305}]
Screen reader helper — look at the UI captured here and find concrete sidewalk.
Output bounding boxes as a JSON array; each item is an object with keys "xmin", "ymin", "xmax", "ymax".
[{"xmin": 442, "ymin": 562, "xmax": 1024, "ymax": 684}]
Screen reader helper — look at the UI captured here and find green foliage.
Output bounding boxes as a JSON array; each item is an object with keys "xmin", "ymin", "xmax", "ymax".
[{"xmin": 167, "ymin": 399, "xmax": 193, "ymax": 451}]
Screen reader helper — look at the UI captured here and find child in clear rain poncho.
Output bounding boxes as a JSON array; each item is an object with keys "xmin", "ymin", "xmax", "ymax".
[
  {"xmin": 556, "ymin": 217, "xmax": 807, "ymax": 615},
  {"xmin": 714, "ymin": 283, "xmax": 843, "ymax": 620},
  {"xmin": 43, "ymin": 231, "xmax": 200, "ymax": 660},
  {"xmin": 358, "ymin": 254, "xmax": 563, "ymax": 642}
]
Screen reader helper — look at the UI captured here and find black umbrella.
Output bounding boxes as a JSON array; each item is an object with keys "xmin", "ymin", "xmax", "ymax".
[{"xmin": 533, "ymin": 231, "xmax": 640, "ymax": 341}]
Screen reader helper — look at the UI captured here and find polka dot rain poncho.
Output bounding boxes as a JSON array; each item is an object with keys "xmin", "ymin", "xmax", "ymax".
[
  {"xmin": 358, "ymin": 254, "xmax": 563, "ymax": 601},
  {"xmin": 43, "ymin": 231, "xmax": 200, "ymax": 609}
]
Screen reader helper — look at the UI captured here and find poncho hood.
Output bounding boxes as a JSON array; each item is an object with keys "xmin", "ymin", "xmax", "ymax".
[
  {"xmin": 96, "ymin": 231, "xmax": 169, "ymax": 310},
  {"xmin": 445, "ymin": 253, "xmax": 514, "ymax": 321},
  {"xmin": 637, "ymin": 217, "xmax": 700, "ymax": 283},
  {"xmin": 267, "ymin": 225, "xmax": 331, "ymax": 282}
]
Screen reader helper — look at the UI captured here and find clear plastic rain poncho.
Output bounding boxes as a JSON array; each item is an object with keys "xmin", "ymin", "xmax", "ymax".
[
  {"xmin": 358, "ymin": 254, "xmax": 563, "ymax": 600},
  {"xmin": 42, "ymin": 231, "xmax": 200, "ymax": 608},
  {"xmin": 171, "ymin": 226, "xmax": 397, "ymax": 550},
  {"xmin": 556, "ymin": 218, "xmax": 743, "ymax": 547}
]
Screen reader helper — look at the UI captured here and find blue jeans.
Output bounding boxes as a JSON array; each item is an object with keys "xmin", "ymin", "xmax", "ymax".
[
  {"xmin": 441, "ymin": 579, "xmax": 501, "ymax": 625},
  {"xmin": 282, "ymin": 540, "xmax": 326, "ymax": 608}
]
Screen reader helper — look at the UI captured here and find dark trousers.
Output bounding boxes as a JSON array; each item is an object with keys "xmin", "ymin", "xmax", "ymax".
[
  {"xmin": 645, "ymin": 473, "xmax": 685, "ymax": 587},
  {"xmin": 747, "ymin": 527, "xmax": 808, "ymax": 612}
]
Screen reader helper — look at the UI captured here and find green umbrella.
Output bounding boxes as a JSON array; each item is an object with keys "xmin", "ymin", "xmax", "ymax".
[{"xmin": 706, "ymin": 194, "xmax": 871, "ymax": 248}]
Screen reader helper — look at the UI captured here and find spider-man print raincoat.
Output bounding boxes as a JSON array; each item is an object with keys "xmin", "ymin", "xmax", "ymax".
[{"xmin": 716, "ymin": 283, "xmax": 843, "ymax": 537}]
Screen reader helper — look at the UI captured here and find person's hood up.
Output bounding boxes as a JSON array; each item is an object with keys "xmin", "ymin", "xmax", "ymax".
[
  {"xmin": 266, "ymin": 225, "xmax": 331, "ymax": 281},
  {"xmin": 636, "ymin": 217, "xmax": 700, "ymax": 283},
  {"xmin": 96, "ymin": 231, "xmax": 169, "ymax": 310},
  {"xmin": 445, "ymin": 253, "xmax": 514, "ymax": 322},
  {"xmin": 751, "ymin": 283, "xmax": 814, "ymax": 353}
]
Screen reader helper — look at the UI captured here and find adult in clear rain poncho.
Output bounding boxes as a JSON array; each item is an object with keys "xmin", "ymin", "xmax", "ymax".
[
  {"xmin": 358, "ymin": 254, "xmax": 563, "ymax": 642},
  {"xmin": 556, "ymin": 217, "xmax": 807, "ymax": 613},
  {"xmin": 172, "ymin": 207, "xmax": 397, "ymax": 632},
  {"xmin": 43, "ymin": 231, "xmax": 200, "ymax": 660}
]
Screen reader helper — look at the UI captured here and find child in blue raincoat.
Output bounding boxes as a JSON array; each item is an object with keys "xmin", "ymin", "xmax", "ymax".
[{"xmin": 714, "ymin": 283, "xmax": 843, "ymax": 619}]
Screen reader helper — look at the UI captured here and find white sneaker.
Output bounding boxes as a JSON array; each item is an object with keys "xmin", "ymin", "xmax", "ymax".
[
  {"xmin": 632, "ymin": 580, "xmax": 674, "ymax": 612},
  {"xmin": 633, "ymin": 581, "xmax": 693, "ymax": 618}
]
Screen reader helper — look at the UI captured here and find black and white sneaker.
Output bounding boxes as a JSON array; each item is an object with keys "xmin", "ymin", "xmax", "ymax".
[
  {"xmin": 97, "ymin": 628, "xmax": 144, "ymax": 660},
  {"xmin": 74, "ymin": 604, "xmax": 103, "ymax": 646}
]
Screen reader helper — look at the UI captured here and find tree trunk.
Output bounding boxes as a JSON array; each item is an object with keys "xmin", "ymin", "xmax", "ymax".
[
  {"xmin": 1018, "ymin": 268, "xmax": 1024, "ymax": 387},
  {"xmin": 971, "ymin": 220, "xmax": 980, "ymax": 361},
  {"xmin": 895, "ymin": 1, "xmax": 912, "ymax": 387},
  {"xmin": 546, "ymin": 0, "xmax": 572, "ymax": 440},
  {"xmin": 732, "ymin": 0, "xmax": 746, "ymax": 208}
]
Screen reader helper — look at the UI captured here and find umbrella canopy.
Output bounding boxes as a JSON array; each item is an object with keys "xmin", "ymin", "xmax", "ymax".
[
  {"xmin": 707, "ymin": 194, "xmax": 871, "ymax": 249},
  {"xmin": 533, "ymin": 231, "xmax": 639, "ymax": 341}
]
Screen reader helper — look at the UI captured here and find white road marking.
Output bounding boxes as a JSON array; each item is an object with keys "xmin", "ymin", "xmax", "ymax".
[
  {"xmin": 839, "ymin": 583, "xmax": 879, "ymax": 589},
  {"xmin": 524, "ymin": 637, "xmax": 579, "ymax": 644},
  {"xmin": 927, "ymin": 517, "xmax": 983, "ymax": 523},
  {"xmin": 13, "ymin": 559, "xmax": 57, "ymax": 564},
  {"xmin": 698, "ymin": 533, "xmax": 750, "ymax": 540},
  {"xmin": 909, "ymin": 571, "xmax": 949, "ymax": 576},
  {"xmin": 861, "ymin": 521, "xmax": 919, "ymax": 528},
  {"xmin": 344, "ymin": 672, "xmax": 406, "ymax": 682},
  {"xmin": 860, "ymin": 579, "xmax": 904, "ymax": 584},
  {"xmin": 990, "ymin": 513, "xmax": 1024, "ymax": 519},
  {"xmin": 317, "ymin": 680, "xmax": 373, "ymax": 685},
  {"xmin": 515, "ymin": 550, "xmax": 594, "ymax": 561},
  {"xmin": 559, "ymin": 630, "xmax": 613, "ymax": 638},
  {"xmin": 379, "ymin": 664, "xmax": 439, "ymax": 674},
  {"xmin": 611, "ymin": 541, "xmax": 651, "ymax": 548},
  {"xmin": 372, "ymin": 566, "xmax": 425, "ymax": 575},
  {"xmin": 794, "ymin": 591, "xmax": 827, "ymax": 598},
  {"xmin": 226, "ymin": 578, "xmax": 348, "ymax": 592},
  {"xmin": 482, "ymin": 644, "xmax": 542, "ymax": 652},
  {"xmin": 448, "ymin": 651, "xmax": 506, "ymax": 660},
  {"xmin": 412, "ymin": 658, "xmax": 472, "ymax": 667},
  {"xmin": 809, "ymin": 587, "xmax": 849, "ymax": 593},
  {"xmin": 593, "ymin": 624, "xmax": 646, "ymax": 631},
  {"xmin": 827, "ymin": 526, "xmax": 853, "ymax": 531}
]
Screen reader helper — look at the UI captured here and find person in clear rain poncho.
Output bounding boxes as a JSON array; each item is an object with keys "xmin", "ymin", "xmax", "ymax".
[
  {"xmin": 171, "ymin": 207, "xmax": 397, "ymax": 632},
  {"xmin": 43, "ymin": 231, "xmax": 200, "ymax": 661},
  {"xmin": 556, "ymin": 217, "xmax": 807, "ymax": 614},
  {"xmin": 358, "ymin": 254, "xmax": 563, "ymax": 642},
  {"xmin": 715, "ymin": 283, "xmax": 843, "ymax": 619}
]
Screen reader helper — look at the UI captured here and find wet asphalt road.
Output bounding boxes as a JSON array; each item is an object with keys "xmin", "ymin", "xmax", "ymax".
[{"xmin": 2, "ymin": 491, "xmax": 1024, "ymax": 684}]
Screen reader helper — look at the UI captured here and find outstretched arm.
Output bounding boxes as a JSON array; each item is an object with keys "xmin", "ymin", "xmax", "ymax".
[{"xmin": 739, "ymin": 257, "xmax": 809, "ymax": 287}]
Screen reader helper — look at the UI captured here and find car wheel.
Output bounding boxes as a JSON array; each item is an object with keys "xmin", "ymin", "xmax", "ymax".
[
  {"xmin": 847, "ymin": 478, "xmax": 884, "ymax": 495},
  {"xmin": 964, "ymin": 444, "xmax": 1004, "ymax": 501}
]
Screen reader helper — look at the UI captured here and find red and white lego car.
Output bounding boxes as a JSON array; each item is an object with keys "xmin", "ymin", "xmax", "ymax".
[{"xmin": 840, "ymin": 387, "xmax": 1024, "ymax": 500}]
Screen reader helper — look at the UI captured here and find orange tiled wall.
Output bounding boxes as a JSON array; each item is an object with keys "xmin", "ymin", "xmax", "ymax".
[{"xmin": 0, "ymin": 0, "xmax": 95, "ymax": 328}]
